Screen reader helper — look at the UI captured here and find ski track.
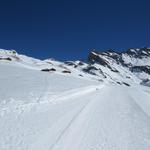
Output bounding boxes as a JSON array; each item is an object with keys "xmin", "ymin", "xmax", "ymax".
[
  {"xmin": 0, "ymin": 80, "xmax": 102, "ymax": 115},
  {"xmin": 1, "ymin": 75, "xmax": 150, "ymax": 150},
  {"xmin": 49, "ymin": 95, "xmax": 93, "ymax": 150},
  {"xmin": 48, "ymin": 86, "xmax": 150, "ymax": 150}
]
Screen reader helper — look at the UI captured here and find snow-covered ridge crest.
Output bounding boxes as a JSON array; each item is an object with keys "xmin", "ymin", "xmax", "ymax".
[
  {"xmin": 0, "ymin": 49, "xmax": 17, "ymax": 54},
  {"xmin": 0, "ymin": 49, "xmax": 18, "ymax": 58},
  {"xmin": 0, "ymin": 47, "xmax": 150, "ymax": 86},
  {"xmin": 85, "ymin": 47, "xmax": 150, "ymax": 86},
  {"xmin": 0, "ymin": 49, "xmax": 95, "ymax": 81}
]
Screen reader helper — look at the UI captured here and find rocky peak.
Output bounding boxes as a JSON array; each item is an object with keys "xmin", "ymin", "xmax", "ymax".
[
  {"xmin": 88, "ymin": 47, "xmax": 150, "ymax": 66},
  {"xmin": 125, "ymin": 47, "xmax": 150, "ymax": 58},
  {"xmin": 88, "ymin": 51, "xmax": 110, "ymax": 66},
  {"xmin": 84, "ymin": 47, "xmax": 150, "ymax": 85},
  {"xmin": 88, "ymin": 49, "xmax": 123, "ymax": 67}
]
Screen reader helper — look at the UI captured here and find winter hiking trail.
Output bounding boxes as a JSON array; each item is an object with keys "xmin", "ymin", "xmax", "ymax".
[
  {"xmin": 0, "ymin": 73, "xmax": 102, "ymax": 115},
  {"xmin": 0, "ymin": 69, "xmax": 150, "ymax": 150},
  {"xmin": 31, "ymin": 85, "xmax": 150, "ymax": 150},
  {"xmin": 31, "ymin": 87, "xmax": 101, "ymax": 150},
  {"xmin": 1, "ymin": 48, "xmax": 150, "ymax": 150},
  {"xmin": 41, "ymin": 73, "xmax": 104, "ymax": 104},
  {"xmin": 0, "ymin": 77, "xmax": 104, "ymax": 150}
]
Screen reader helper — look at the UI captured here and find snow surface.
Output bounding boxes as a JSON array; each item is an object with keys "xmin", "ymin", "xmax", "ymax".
[{"xmin": 0, "ymin": 49, "xmax": 150, "ymax": 150}]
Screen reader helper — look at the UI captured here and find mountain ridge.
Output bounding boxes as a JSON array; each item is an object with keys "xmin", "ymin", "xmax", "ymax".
[
  {"xmin": 0, "ymin": 47, "xmax": 150, "ymax": 150},
  {"xmin": 0, "ymin": 47, "xmax": 150, "ymax": 87}
]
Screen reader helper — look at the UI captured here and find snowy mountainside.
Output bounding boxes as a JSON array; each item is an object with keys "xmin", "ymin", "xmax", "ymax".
[
  {"xmin": 0, "ymin": 49, "xmax": 98, "ymax": 81},
  {"xmin": 1, "ymin": 48, "xmax": 150, "ymax": 86},
  {"xmin": 85, "ymin": 47, "xmax": 150, "ymax": 86},
  {"xmin": 0, "ymin": 48, "xmax": 150, "ymax": 150}
]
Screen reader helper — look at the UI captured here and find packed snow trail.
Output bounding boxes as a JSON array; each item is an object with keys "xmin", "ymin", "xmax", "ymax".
[
  {"xmin": 39, "ymin": 85, "xmax": 150, "ymax": 150},
  {"xmin": 0, "ymin": 63, "xmax": 101, "ymax": 150},
  {"xmin": 1, "ymin": 85, "xmax": 149, "ymax": 150},
  {"xmin": 0, "ymin": 61, "xmax": 150, "ymax": 150}
]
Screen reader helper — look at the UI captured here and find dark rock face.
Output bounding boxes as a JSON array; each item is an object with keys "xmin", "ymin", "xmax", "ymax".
[
  {"xmin": 83, "ymin": 66, "xmax": 99, "ymax": 75},
  {"xmin": 41, "ymin": 68, "xmax": 50, "ymax": 72},
  {"xmin": 88, "ymin": 50, "xmax": 124, "ymax": 64},
  {"xmin": 88, "ymin": 47, "xmax": 150, "ymax": 66},
  {"xmin": 88, "ymin": 51, "xmax": 120, "ymax": 73},
  {"xmin": 140, "ymin": 79, "xmax": 150, "ymax": 87},
  {"xmin": 83, "ymin": 66, "xmax": 106, "ymax": 78},
  {"xmin": 126, "ymin": 47, "xmax": 150, "ymax": 58},
  {"xmin": 78, "ymin": 61, "xmax": 84, "ymax": 66},
  {"xmin": 78, "ymin": 74, "xmax": 83, "ymax": 77},
  {"xmin": 83, "ymin": 47, "xmax": 150, "ymax": 83},
  {"xmin": 122, "ymin": 82, "xmax": 130, "ymax": 86},
  {"xmin": 64, "ymin": 61, "xmax": 77, "ymax": 67},
  {"xmin": 41, "ymin": 68, "xmax": 56, "ymax": 72},
  {"xmin": 64, "ymin": 61, "xmax": 84, "ymax": 68},
  {"xmin": 88, "ymin": 52, "xmax": 109, "ymax": 66},
  {"xmin": 0, "ymin": 57, "xmax": 12, "ymax": 61},
  {"xmin": 130, "ymin": 66, "xmax": 150, "ymax": 74},
  {"xmin": 62, "ymin": 70, "xmax": 71, "ymax": 73}
]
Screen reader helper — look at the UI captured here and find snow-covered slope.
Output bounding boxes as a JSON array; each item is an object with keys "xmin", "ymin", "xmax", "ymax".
[{"xmin": 0, "ymin": 48, "xmax": 150, "ymax": 150}]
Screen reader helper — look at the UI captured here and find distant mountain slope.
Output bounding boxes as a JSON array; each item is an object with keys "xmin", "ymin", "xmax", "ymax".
[
  {"xmin": 0, "ymin": 48, "xmax": 150, "ymax": 150},
  {"xmin": 1, "ymin": 47, "xmax": 150, "ymax": 86}
]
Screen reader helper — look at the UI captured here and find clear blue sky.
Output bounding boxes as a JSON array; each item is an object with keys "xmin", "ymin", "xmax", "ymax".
[{"xmin": 0, "ymin": 0, "xmax": 150, "ymax": 60}]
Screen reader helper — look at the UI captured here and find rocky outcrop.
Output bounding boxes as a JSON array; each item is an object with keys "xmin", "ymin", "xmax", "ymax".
[
  {"xmin": 0, "ymin": 57, "xmax": 12, "ymax": 61},
  {"xmin": 41, "ymin": 68, "xmax": 56, "ymax": 72},
  {"xmin": 140, "ymin": 79, "xmax": 150, "ymax": 87},
  {"xmin": 83, "ymin": 65, "xmax": 106, "ymax": 78},
  {"xmin": 88, "ymin": 51, "xmax": 110, "ymax": 66},
  {"xmin": 125, "ymin": 47, "xmax": 150, "ymax": 58},
  {"xmin": 64, "ymin": 61, "xmax": 77, "ymax": 67},
  {"xmin": 130, "ymin": 66, "xmax": 150, "ymax": 74}
]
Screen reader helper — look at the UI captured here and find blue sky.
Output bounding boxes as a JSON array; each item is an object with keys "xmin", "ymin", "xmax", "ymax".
[{"xmin": 0, "ymin": 0, "xmax": 150, "ymax": 60}]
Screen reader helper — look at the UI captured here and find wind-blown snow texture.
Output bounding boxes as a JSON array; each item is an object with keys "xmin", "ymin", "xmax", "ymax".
[{"xmin": 0, "ymin": 48, "xmax": 150, "ymax": 150}]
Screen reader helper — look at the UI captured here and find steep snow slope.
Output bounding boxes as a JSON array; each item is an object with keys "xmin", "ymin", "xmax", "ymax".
[{"xmin": 0, "ymin": 49, "xmax": 150, "ymax": 150}]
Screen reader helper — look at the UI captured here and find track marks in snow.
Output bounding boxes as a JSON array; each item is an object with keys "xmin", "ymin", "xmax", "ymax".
[
  {"xmin": 1, "ymin": 84, "xmax": 150, "ymax": 150},
  {"xmin": 49, "ymin": 86, "xmax": 150, "ymax": 150},
  {"xmin": 0, "ymin": 77, "xmax": 102, "ymax": 116},
  {"xmin": 49, "ymin": 92, "xmax": 96, "ymax": 150},
  {"xmin": 30, "ymin": 85, "xmax": 104, "ymax": 150}
]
